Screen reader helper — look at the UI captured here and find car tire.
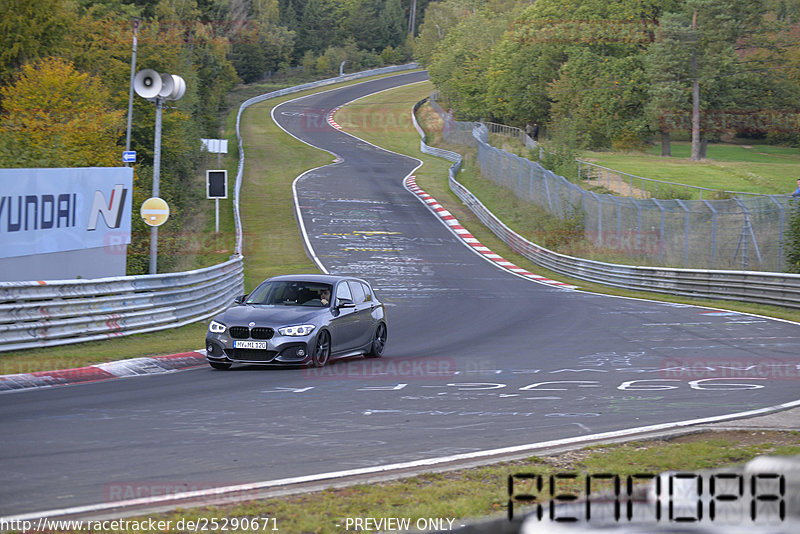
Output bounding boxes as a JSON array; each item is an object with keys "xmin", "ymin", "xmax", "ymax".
[
  {"xmin": 365, "ymin": 323, "xmax": 387, "ymax": 358},
  {"xmin": 209, "ymin": 361, "xmax": 232, "ymax": 370},
  {"xmin": 312, "ymin": 330, "xmax": 331, "ymax": 367}
]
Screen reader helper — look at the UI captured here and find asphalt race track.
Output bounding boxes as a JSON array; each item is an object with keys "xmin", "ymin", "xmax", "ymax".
[{"xmin": 2, "ymin": 71, "xmax": 799, "ymax": 518}]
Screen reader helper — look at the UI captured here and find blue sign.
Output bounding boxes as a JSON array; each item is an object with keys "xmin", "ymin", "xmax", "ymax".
[{"xmin": 122, "ymin": 151, "xmax": 136, "ymax": 163}]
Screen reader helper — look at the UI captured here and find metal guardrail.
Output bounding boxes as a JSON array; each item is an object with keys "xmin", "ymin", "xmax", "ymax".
[
  {"xmin": 0, "ymin": 258, "xmax": 244, "ymax": 352},
  {"xmin": 0, "ymin": 64, "xmax": 420, "ymax": 353},
  {"xmin": 414, "ymin": 97, "xmax": 800, "ymax": 310}
]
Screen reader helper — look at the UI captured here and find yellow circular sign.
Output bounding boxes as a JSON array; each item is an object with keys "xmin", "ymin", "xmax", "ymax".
[{"xmin": 140, "ymin": 197, "xmax": 170, "ymax": 227}]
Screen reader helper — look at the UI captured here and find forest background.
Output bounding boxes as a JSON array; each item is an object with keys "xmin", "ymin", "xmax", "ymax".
[{"xmin": 2, "ymin": 0, "xmax": 800, "ymax": 274}]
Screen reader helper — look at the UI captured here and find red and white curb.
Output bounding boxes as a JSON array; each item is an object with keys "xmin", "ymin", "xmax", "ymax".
[
  {"xmin": 0, "ymin": 351, "xmax": 207, "ymax": 393},
  {"xmin": 327, "ymin": 106, "xmax": 343, "ymax": 129},
  {"xmin": 404, "ymin": 176, "xmax": 578, "ymax": 290}
]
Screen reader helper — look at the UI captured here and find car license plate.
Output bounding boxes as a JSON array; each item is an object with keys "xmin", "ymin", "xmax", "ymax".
[{"xmin": 233, "ymin": 340, "xmax": 268, "ymax": 349}]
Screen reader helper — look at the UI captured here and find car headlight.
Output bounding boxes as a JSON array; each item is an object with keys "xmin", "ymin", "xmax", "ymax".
[
  {"xmin": 209, "ymin": 320, "xmax": 227, "ymax": 334},
  {"xmin": 278, "ymin": 324, "xmax": 315, "ymax": 336}
]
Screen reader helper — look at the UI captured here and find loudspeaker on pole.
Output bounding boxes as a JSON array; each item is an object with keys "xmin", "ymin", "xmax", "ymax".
[
  {"xmin": 168, "ymin": 75, "xmax": 186, "ymax": 101},
  {"xmin": 133, "ymin": 69, "xmax": 162, "ymax": 99},
  {"xmin": 157, "ymin": 73, "xmax": 174, "ymax": 99}
]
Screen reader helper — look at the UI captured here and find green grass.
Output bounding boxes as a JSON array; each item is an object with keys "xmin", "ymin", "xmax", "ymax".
[
  {"xmin": 581, "ymin": 141, "xmax": 800, "ymax": 198},
  {"xmin": 69, "ymin": 431, "xmax": 800, "ymax": 533}
]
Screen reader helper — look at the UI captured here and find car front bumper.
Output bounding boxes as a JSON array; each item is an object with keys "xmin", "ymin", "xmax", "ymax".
[{"xmin": 205, "ymin": 332, "xmax": 315, "ymax": 366}]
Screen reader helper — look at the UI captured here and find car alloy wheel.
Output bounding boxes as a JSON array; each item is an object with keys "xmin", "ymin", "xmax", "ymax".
[
  {"xmin": 312, "ymin": 330, "xmax": 331, "ymax": 367},
  {"xmin": 366, "ymin": 323, "xmax": 386, "ymax": 358}
]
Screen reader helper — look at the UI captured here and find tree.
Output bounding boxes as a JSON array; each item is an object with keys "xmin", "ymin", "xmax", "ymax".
[
  {"xmin": 380, "ymin": 0, "xmax": 407, "ymax": 49},
  {"xmin": 414, "ymin": 0, "xmax": 490, "ymax": 65},
  {"xmin": 548, "ymin": 50, "xmax": 651, "ymax": 149},
  {"xmin": 0, "ymin": 57, "xmax": 124, "ymax": 167},
  {"xmin": 646, "ymin": 0, "xmax": 769, "ymax": 160},
  {"xmin": 645, "ymin": 12, "xmax": 694, "ymax": 156},
  {"xmin": 427, "ymin": 8, "xmax": 513, "ymax": 119},
  {"xmin": 0, "ymin": 0, "xmax": 72, "ymax": 85},
  {"xmin": 344, "ymin": 0, "xmax": 384, "ymax": 50},
  {"xmin": 484, "ymin": 0, "xmax": 667, "ymax": 130},
  {"xmin": 297, "ymin": 0, "xmax": 340, "ymax": 55}
]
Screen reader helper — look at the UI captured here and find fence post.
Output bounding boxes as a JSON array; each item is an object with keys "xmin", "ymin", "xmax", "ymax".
[
  {"xmin": 702, "ymin": 200, "xmax": 718, "ymax": 268},
  {"xmin": 768, "ymin": 195, "xmax": 785, "ymax": 269},
  {"xmin": 652, "ymin": 199, "xmax": 666, "ymax": 264},
  {"xmin": 591, "ymin": 192, "xmax": 604, "ymax": 247},
  {"xmin": 676, "ymin": 199, "xmax": 690, "ymax": 267},
  {"xmin": 733, "ymin": 197, "xmax": 763, "ymax": 269},
  {"xmin": 631, "ymin": 197, "xmax": 643, "ymax": 255}
]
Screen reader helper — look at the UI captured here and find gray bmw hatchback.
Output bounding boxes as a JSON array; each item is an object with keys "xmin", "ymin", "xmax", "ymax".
[{"xmin": 205, "ymin": 274, "xmax": 387, "ymax": 369}]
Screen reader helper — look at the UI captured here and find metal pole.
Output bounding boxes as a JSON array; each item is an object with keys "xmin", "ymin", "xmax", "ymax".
[
  {"xmin": 149, "ymin": 97, "xmax": 163, "ymax": 275},
  {"xmin": 702, "ymin": 200, "xmax": 718, "ymax": 268},
  {"xmin": 767, "ymin": 195, "xmax": 785, "ymax": 269},
  {"xmin": 125, "ymin": 18, "xmax": 140, "ymax": 166},
  {"xmin": 676, "ymin": 199, "xmax": 690, "ymax": 267}
]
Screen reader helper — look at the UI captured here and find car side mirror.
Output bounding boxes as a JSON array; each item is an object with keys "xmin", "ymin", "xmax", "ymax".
[
  {"xmin": 234, "ymin": 294, "xmax": 247, "ymax": 305},
  {"xmin": 336, "ymin": 298, "xmax": 355, "ymax": 309}
]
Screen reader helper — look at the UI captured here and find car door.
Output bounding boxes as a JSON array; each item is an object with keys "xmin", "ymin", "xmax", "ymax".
[
  {"xmin": 327, "ymin": 280, "xmax": 360, "ymax": 353},
  {"xmin": 347, "ymin": 280, "xmax": 375, "ymax": 349}
]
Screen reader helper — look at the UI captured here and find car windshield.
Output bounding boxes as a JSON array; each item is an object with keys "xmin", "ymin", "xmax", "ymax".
[{"xmin": 245, "ymin": 281, "xmax": 333, "ymax": 307}]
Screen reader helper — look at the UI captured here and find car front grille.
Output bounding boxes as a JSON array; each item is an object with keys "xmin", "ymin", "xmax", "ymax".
[
  {"xmin": 229, "ymin": 326, "xmax": 250, "ymax": 339},
  {"xmin": 252, "ymin": 327, "xmax": 275, "ymax": 340},
  {"xmin": 228, "ymin": 326, "xmax": 275, "ymax": 340}
]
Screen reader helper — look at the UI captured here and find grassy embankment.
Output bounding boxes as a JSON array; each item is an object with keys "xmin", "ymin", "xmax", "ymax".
[{"xmin": 582, "ymin": 142, "xmax": 800, "ymax": 198}]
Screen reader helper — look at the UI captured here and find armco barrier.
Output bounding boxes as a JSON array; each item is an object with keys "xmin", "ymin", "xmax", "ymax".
[
  {"xmin": 413, "ymin": 97, "xmax": 800, "ymax": 310},
  {"xmin": 0, "ymin": 258, "xmax": 244, "ymax": 352},
  {"xmin": 0, "ymin": 65, "xmax": 420, "ymax": 353}
]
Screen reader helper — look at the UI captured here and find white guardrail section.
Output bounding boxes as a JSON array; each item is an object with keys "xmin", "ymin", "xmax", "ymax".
[
  {"xmin": 412, "ymin": 97, "xmax": 800, "ymax": 310},
  {"xmin": 0, "ymin": 64, "xmax": 420, "ymax": 353}
]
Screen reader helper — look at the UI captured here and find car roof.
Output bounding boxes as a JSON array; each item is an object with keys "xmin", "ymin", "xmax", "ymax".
[{"xmin": 263, "ymin": 274, "xmax": 371, "ymax": 286}]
